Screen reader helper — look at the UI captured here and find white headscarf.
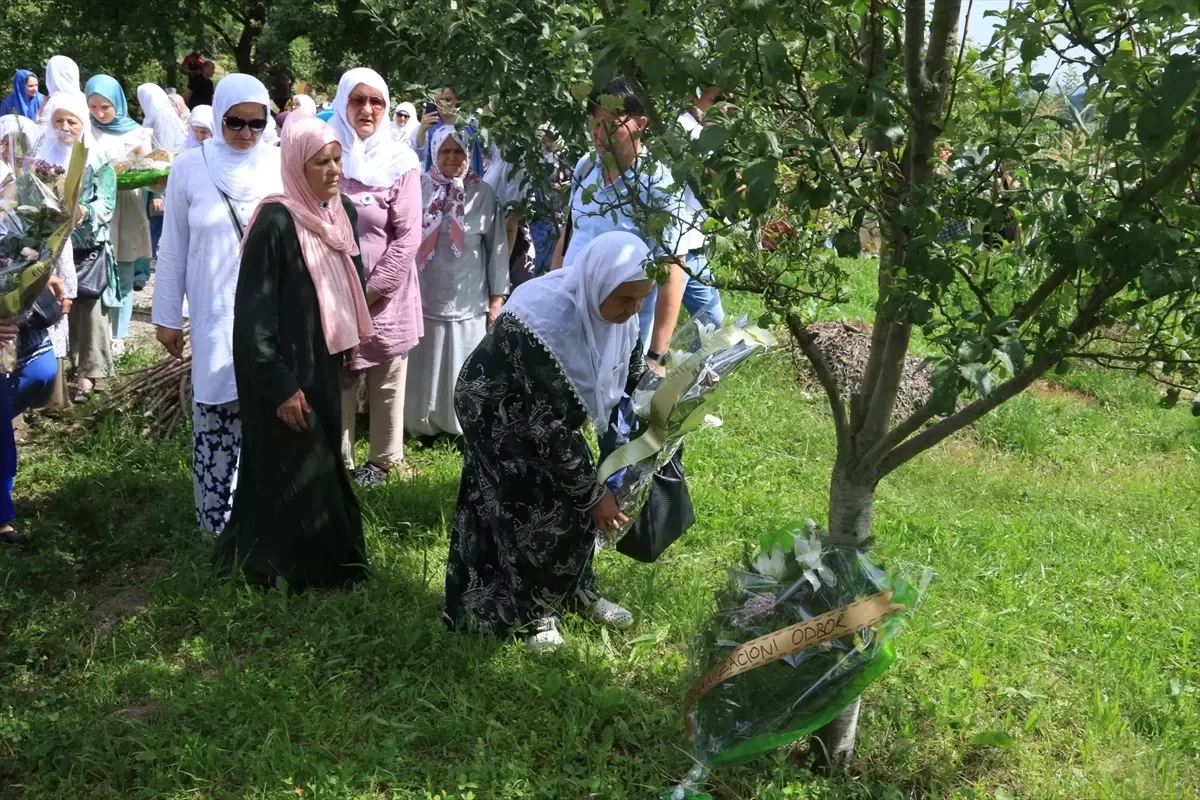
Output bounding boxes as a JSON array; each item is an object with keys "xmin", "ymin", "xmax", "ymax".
[
  {"xmin": 393, "ymin": 101, "xmax": 417, "ymax": 141},
  {"xmin": 330, "ymin": 68, "xmax": 418, "ymax": 188},
  {"xmin": 291, "ymin": 94, "xmax": 317, "ymax": 115},
  {"xmin": 501, "ymin": 231, "xmax": 651, "ymax": 427},
  {"xmin": 262, "ymin": 111, "xmax": 279, "ymax": 145},
  {"xmin": 1, "ymin": 113, "xmax": 40, "ymax": 168},
  {"xmin": 184, "ymin": 105, "xmax": 213, "ymax": 149},
  {"xmin": 36, "ymin": 93, "xmax": 97, "ymax": 168},
  {"xmin": 137, "ymin": 83, "xmax": 188, "ymax": 153},
  {"xmin": 201, "ymin": 74, "xmax": 281, "ymax": 202},
  {"xmin": 45, "ymin": 56, "xmax": 84, "ymax": 99}
]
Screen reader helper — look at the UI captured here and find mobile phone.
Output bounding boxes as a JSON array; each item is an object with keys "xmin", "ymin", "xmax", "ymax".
[{"xmin": 424, "ymin": 101, "xmax": 438, "ymax": 115}]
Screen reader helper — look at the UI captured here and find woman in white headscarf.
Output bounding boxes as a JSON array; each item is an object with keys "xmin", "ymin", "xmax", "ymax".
[
  {"xmin": 183, "ymin": 105, "xmax": 213, "ymax": 149},
  {"xmin": 0, "ymin": 114, "xmax": 40, "ymax": 185},
  {"xmin": 44, "ymin": 56, "xmax": 84, "ymax": 100},
  {"xmin": 291, "ymin": 94, "xmax": 317, "ymax": 115},
  {"xmin": 137, "ymin": 83, "xmax": 188, "ymax": 154},
  {"xmin": 38, "ymin": 93, "xmax": 118, "ymax": 404},
  {"xmin": 392, "ymin": 101, "xmax": 417, "ymax": 143},
  {"xmin": 443, "ymin": 231, "xmax": 654, "ymax": 650},
  {"xmin": 328, "ymin": 67, "xmax": 422, "ymax": 485},
  {"xmin": 151, "ymin": 74, "xmax": 282, "ymax": 536}
]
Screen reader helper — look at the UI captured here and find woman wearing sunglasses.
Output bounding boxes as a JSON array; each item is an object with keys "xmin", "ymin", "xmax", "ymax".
[
  {"xmin": 151, "ymin": 74, "xmax": 282, "ymax": 536},
  {"xmin": 328, "ymin": 68, "xmax": 422, "ymax": 486}
]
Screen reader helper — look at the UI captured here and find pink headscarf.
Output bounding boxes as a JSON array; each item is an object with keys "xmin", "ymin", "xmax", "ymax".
[{"xmin": 246, "ymin": 115, "xmax": 373, "ymax": 354}]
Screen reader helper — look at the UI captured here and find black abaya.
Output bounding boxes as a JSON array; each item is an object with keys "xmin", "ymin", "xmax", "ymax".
[{"xmin": 215, "ymin": 198, "xmax": 368, "ymax": 591}]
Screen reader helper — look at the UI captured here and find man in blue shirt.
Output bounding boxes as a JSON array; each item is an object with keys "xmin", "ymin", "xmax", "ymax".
[{"xmin": 552, "ymin": 77, "xmax": 723, "ymax": 370}]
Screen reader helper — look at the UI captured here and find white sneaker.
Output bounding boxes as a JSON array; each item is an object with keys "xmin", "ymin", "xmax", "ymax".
[
  {"xmin": 575, "ymin": 588, "xmax": 634, "ymax": 629},
  {"xmin": 111, "ymin": 338, "xmax": 125, "ymax": 357},
  {"xmin": 527, "ymin": 617, "xmax": 565, "ymax": 653}
]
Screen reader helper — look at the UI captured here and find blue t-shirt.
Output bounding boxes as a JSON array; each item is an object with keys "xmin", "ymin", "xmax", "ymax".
[{"xmin": 561, "ymin": 154, "xmax": 690, "ymax": 267}]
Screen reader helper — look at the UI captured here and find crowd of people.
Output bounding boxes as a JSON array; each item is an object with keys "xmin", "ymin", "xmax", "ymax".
[{"xmin": 0, "ymin": 54, "xmax": 725, "ymax": 651}]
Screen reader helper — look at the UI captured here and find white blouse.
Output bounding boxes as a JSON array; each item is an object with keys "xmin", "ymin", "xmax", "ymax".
[{"xmin": 151, "ymin": 146, "xmax": 282, "ymax": 405}]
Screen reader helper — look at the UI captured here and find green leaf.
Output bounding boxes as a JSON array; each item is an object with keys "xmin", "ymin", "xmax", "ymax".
[
  {"xmin": 743, "ymin": 158, "xmax": 779, "ymax": 215},
  {"xmin": 810, "ymin": 181, "xmax": 835, "ymax": 209},
  {"xmin": 1160, "ymin": 55, "xmax": 1200, "ymax": 117},
  {"xmin": 960, "ymin": 363, "xmax": 994, "ymax": 397},
  {"xmin": 832, "ymin": 228, "xmax": 860, "ymax": 258},
  {"xmin": 930, "ymin": 361, "xmax": 959, "ymax": 415},
  {"xmin": 995, "ymin": 338, "xmax": 1026, "ymax": 376},
  {"xmin": 969, "ymin": 730, "xmax": 1014, "ymax": 749},
  {"xmin": 694, "ymin": 125, "xmax": 729, "ymax": 154},
  {"xmin": 1136, "ymin": 103, "xmax": 1175, "ymax": 151},
  {"xmin": 1104, "ymin": 107, "xmax": 1130, "ymax": 142}
]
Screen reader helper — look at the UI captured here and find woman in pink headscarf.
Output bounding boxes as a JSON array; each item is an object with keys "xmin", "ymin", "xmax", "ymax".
[{"xmin": 217, "ymin": 115, "xmax": 373, "ymax": 591}]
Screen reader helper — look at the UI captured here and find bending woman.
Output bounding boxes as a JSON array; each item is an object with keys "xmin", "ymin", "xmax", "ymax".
[
  {"xmin": 444, "ymin": 231, "xmax": 653, "ymax": 651},
  {"xmin": 217, "ymin": 115, "xmax": 373, "ymax": 591}
]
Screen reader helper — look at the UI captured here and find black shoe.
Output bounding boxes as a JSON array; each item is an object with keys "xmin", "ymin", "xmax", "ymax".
[
  {"xmin": 1, "ymin": 528, "xmax": 27, "ymax": 544},
  {"xmin": 134, "ymin": 281, "xmax": 147, "ymax": 291}
]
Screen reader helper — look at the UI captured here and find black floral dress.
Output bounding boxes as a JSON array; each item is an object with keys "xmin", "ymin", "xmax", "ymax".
[{"xmin": 444, "ymin": 312, "xmax": 611, "ymax": 634}]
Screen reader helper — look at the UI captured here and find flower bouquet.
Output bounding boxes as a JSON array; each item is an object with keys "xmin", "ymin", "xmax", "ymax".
[
  {"xmin": 675, "ymin": 519, "xmax": 926, "ymax": 789},
  {"xmin": 597, "ymin": 312, "xmax": 776, "ymax": 543},
  {"xmin": 0, "ymin": 143, "xmax": 87, "ymax": 368},
  {"xmin": 114, "ymin": 149, "xmax": 173, "ymax": 191}
]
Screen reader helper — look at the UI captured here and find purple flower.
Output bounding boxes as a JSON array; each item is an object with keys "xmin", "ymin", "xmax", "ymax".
[{"xmin": 743, "ymin": 592, "xmax": 778, "ymax": 619}]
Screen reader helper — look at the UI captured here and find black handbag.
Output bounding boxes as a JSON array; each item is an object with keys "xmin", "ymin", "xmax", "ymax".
[
  {"xmin": 601, "ymin": 394, "xmax": 697, "ymax": 563},
  {"xmin": 615, "ymin": 446, "xmax": 696, "ymax": 563},
  {"xmin": 74, "ymin": 246, "xmax": 110, "ymax": 300}
]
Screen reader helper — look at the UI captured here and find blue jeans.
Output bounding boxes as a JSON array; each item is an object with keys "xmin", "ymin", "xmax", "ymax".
[
  {"xmin": 0, "ymin": 350, "xmax": 59, "ymax": 523},
  {"xmin": 111, "ymin": 261, "xmax": 136, "ymax": 340},
  {"xmin": 637, "ymin": 251, "xmax": 726, "ymax": 351}
]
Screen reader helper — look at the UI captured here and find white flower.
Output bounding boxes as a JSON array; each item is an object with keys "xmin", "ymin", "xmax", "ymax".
[
  {"xmin": 793, "ymin": 533, "xmax": 837, "ymax": 590},
  {"xmin": 752, "ymin": 544, "xmax": 789, "ymax": 581}
]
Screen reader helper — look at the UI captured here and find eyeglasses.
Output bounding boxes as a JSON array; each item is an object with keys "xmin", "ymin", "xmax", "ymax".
[
  {"xmin": 224, "ymin": 115, "xmax": 268, "ymax": 132},
  {"xmin": 350, "ymin": 94, "xmax": 387, "ymax": 110}
]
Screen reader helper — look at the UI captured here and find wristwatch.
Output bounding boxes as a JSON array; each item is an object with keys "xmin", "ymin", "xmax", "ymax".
[{"xmin": 646, "ymin": 349, "xmax": 666, "ymax": 366}]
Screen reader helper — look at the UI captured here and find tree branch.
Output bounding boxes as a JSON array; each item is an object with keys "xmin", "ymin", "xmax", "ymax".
[
  {"xmin": 861, "ymin": 398, "xmax": 936, "ymax": 468},
  {"xmin": 1012, "ymin": 117, "xmax": 1200, "ymax": 324},
  {"xmin": 788, "ymin": 314, "xmax": 852, "ymax": 457},
  {"xmin": 857, "ymin": 321, "xmax": 913, "ymax": 444}
]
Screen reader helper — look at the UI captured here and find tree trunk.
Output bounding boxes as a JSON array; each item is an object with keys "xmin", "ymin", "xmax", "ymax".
[{"xmin": 810, "ymin": 466, "xmax": 876, "ymax": 768}]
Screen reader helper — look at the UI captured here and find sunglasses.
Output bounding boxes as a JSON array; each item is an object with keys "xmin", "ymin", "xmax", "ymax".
[
  {"xmin": 350, "ymin": 94, "xmax": 387, "ymax": 110},
  {"xmin": 223, "ymin": 115, "xmax": 268, "ymax": 132},
  {"xmin": 396, "ymin": 112, "xmax": 410, "ymax": 119}
]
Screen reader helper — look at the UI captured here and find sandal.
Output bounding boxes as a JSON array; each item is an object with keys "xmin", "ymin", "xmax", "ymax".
[
  {"xmin": 0, "ymin": 527, "xmax": 27, "ymax": 545},
  {"xmin": 72, "ymin": 386, "xmax": 94, "ymax": 405}
]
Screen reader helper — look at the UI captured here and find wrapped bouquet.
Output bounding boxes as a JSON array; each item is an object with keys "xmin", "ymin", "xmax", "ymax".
[
  {"xmin": 0, "ymin": 143, "xmax": 87, "ymax": 321},
  {"xmin": 673, "ymin": 519, "xmax": 926, "ymax": 793},
  {"xmin": 597, "ymin": 313, "xmax": 775, "ymax": 544},
  {"xmin": 114, "ymin": 149, "xmax": 173, "ymax": 191}
]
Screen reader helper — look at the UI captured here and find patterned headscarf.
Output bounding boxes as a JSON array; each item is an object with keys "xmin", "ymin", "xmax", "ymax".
[{"xmin": 417, "ymin": 125, "xmax": 480, "ymax": 267}]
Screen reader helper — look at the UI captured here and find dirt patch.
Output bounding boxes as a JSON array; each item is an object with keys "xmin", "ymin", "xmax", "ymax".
[
  {"xmin": 1030, "ymin": 379, "xmax": 1095, "ymax": 405},
  {"xmin": 110, "ymin": 700, "xmax": 161, "ymax": 721},
  {"xmin": 793, "ymin": 320, "xmax": 934, "ymax": 421},
  {"xmin": 129, "ymin": 559, "xmax": 169, "ymax": 583},
  {"xmin": 90, "ymin": 587, "xmax": 152, "ymax": 632}
]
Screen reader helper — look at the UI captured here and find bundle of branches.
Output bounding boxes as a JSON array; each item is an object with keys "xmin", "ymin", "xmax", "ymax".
[
  {"xmin": 792, "ymin": 321, "xmax": 933, "ymax": 421},
  {"xmin": 94, "ymin": 345, "xmax": 192, "ymax": 441}
]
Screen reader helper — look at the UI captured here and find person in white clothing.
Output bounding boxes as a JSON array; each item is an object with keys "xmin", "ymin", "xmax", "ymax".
[{"xmin": 151, "ymin": 74, "xmax": 282, "ymax": 535}]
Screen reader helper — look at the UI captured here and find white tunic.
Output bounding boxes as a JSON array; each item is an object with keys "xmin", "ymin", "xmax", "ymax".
[{"xmin": 151, "ymin": 147, "xmax": 282, "ymax": 405}]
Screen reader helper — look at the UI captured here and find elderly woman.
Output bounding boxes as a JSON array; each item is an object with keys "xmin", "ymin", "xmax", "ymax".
[
  {"xmin": 392, "ymin": 102, "xmax": 417, "ymax": 143},
  {"xmin": 0, "ymin": 70, "xmax": 44, "ymax": 120},
  {"xmin": 444, "ymin": 231, "xmax": 653, "ymax": 650},
  {"xmin": 86, "ymin": 75, "xmax": 153, "ymax": 362},
  {"xmin": 216, "ymin": 115, "xmax": 372, "ymax": 591},
  {"xmin": 183, "ymin": 105, "xmax": 213, "ymax": 149},
  {"xmin": 153, "ymin": 75, "xmax": 282, "ymax": 535},
  {"xmin": 405, "ymin": 127, "xmax": 509, "ymax": 438},
  {"xmin": 329, "ymin": 68, "xmax": 421, "ymax": 485}
]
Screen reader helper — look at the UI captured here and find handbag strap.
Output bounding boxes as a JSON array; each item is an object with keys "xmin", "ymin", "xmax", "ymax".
[{"xmin": 201, "ymin": 147, "xmax": 246, "ymax": 239}]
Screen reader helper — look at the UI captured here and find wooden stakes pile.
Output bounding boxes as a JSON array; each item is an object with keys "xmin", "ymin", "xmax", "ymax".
[{"xmin": 95, "ymin": 345, "xmax": 192, "ymax": 441}]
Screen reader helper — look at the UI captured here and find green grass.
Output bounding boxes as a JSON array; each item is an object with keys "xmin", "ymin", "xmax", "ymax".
[{"xmin": 2, "ymin": 296, "xmax": 1199, "ymax": 798}]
